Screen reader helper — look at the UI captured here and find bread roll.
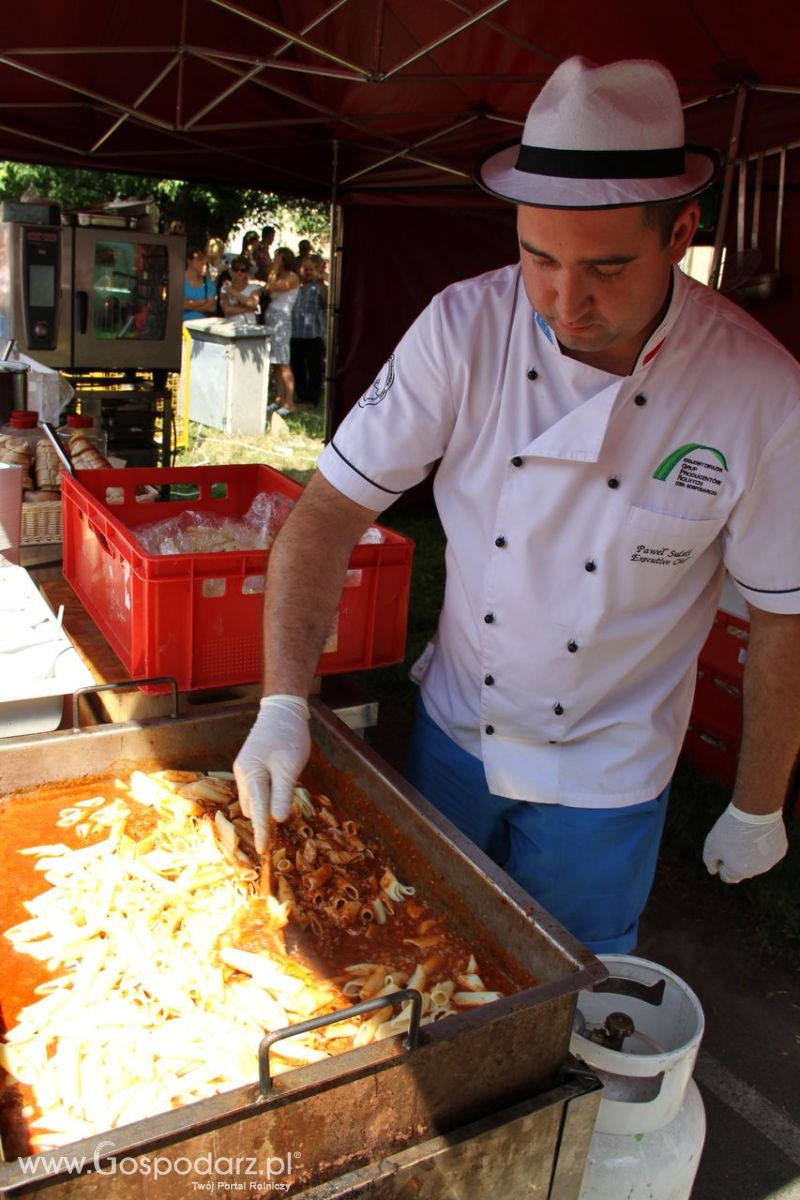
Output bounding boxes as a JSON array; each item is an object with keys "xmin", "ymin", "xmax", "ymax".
[
  {"xmin": 34, "ymin": 439, "xmax": 62, "ymax": 491},
  {"xmin": 68, "ymin": 432, "xmax": 112, "ymax": 471},
  {"xmin": 0, "ymin": 435, "xmax": 34, "ymax": 490},
  {"xmin": 23, "ymin": 488, "xmax": 60, "ymax": 503}
]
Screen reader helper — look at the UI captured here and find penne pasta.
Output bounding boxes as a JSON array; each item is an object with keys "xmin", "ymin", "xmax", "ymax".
[
  {"xmin": 269, "ymin": 1039, "xmax": 329, "ymax": 1067},
  {"xmin": 327, "ymin": 849, "xmax": 363, "ymax": 865},
  {"xmin": 3, "ymin": 770, "xmax": 511, "ymax": 1152},
  {"xmin": 430, "ymin": 979, "xmax": 455, "ymax": 1007},
  {"xmin": 75, "ymin": 796, "xmax": 106, "ymax": 810},
  {"xmin": 306, "ymin": 911, "xmax": 324, "ymax": 939},
  {"xmin": 303, "ymin": 864, "xmax": 333, "ymax": 890},
  {"xmin": 292, "ymin": 787, "xmax": 316, "ymax": 817},
  {"xmin": 355, "ymin": 965, "xmax": 387, "ymax": 1000},
  {"xmin": 275, "ymin": 876, "xmax": 296, "ymax": 908},
  {"xmin": 177, "ymin": 778, "xmax": 235, "ymax": 804},
  {"xmin": 331, "ymin": 876, "xmax": 360, "ymax": 900},
  {"xmin": 380, "ymin": 869, "xmax": 416, "ymax": 902},
  {"xmin": 452, "ymin": 990, "xmax": 503, "ymax": 1007},
  {"xmin": 352, "ymin": 1006, "xmax": 393, "ymax": 1046},
  {"xmin": 403, "ymin": 933, "xmax": 443, "ymax": 949},
  {"xmin": 300, "ymin": 839, "xmax": 318, "ymax": 866},
  {"xmin": 406, "ymin": 963, "xmax": 429, "ymax": 993},
  {"xmin": 456, "ymin": 971, "xmax": 486, "ymax": 992},
  {"xmin": 331, "ymin": 898, "xmax": 361, "ymax": 927}
]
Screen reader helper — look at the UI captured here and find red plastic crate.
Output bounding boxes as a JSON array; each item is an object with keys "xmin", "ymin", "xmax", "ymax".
[
  {"xmin": 691, "ymin": 666, "xmax": 744, "ymax": 741},
  {"xmin": 697, "ymin": 609, "xmax": 750, "ymax": 683},
  {"xmin": 61, "ymin": 465, "xmax": 414, "ymax": 692}
]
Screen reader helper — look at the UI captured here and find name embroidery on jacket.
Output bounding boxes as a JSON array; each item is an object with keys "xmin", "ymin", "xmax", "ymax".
[{"xmin": 630, "ymin": 545, "xmax": 694, "ymax": 566}]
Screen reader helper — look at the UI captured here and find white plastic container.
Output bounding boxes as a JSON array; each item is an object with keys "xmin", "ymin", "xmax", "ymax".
[
  {"xmin": 571, "ymin": 954, "xmax": 706, "ymax": 1200},
  {"xmin": 0, "ymin": 462, "xmax": 22, "ymax": 564},
  {"xmin": 577, "ymin": 1079, "xmax": 705, "ymax": 1200},
  {"xmin": 0, "ymin": 561, "xmax": 94, "ymax": 736},
  {"xmin": 0, "ymin": 407, "xmax": 43, "ymax": 449},
  {"xmin": 57, "ymin": 412, "xmax": 108, "ymax": 458}
]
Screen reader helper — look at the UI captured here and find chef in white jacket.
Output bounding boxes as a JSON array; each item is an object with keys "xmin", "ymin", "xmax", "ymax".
[{"xmin": 234, "ymin": 57, "xmax": 799, "ymax": 953}]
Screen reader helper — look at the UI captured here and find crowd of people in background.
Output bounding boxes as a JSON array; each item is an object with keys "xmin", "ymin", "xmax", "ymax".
[
  {"xmin": 290, "ymin": 252, "xmax": 327, "ymax": 409},
  {"xmin": 182, "ymin": 225, "xmax": 329, "ymax": 421},
  {"xmin": 182, "ymin": 248, "xmax": 217, "ymax": 321}
]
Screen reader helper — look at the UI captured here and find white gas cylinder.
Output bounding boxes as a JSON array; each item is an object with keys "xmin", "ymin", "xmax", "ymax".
[{"xmin": 571, "ymin": 954, "xmax": 706, "ymax": 1200}]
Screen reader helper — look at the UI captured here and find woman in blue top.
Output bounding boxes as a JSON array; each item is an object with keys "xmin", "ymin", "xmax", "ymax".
[{"xmin": 183, "ymin": 249, "xmax": 217, "ymax": 322}]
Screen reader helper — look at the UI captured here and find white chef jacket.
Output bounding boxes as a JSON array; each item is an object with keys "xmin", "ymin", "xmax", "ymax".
[{"xmin": 318, "ymin": 264, "xmax": 800, "ymax": 808}]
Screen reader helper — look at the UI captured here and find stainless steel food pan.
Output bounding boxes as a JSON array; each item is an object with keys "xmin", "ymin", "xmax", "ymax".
[{"xmin": 0, "ymin": 701, "xmax": 605, "ymax": 1196}]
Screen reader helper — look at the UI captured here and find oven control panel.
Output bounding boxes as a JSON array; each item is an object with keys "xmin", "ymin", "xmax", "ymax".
[{"xmin": 23, "ymin": 227, "xmax": 59, "ymax": 350}]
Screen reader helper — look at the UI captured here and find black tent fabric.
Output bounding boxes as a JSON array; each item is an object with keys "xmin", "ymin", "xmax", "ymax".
[{"xmin": 336, "ymin": 197, "xmax": 517, "ymax": 419}]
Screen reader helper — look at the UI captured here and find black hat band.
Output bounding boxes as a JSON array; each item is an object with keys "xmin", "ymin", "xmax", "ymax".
[{"xmin": 515, "ymin": 144, "xmax": 686, "ymax": 179}]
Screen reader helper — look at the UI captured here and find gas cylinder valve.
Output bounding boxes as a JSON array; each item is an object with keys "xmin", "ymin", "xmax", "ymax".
[{"xmin": 584, "ymin": 1009, "xmax": 636, "ymax": 1050}]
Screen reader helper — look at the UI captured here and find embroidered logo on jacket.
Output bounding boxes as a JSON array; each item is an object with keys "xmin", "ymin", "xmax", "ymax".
[
  {"xmin": 652, "ymin": 443, "xmax": 728, "ymax": 496},
  {"xmin": 359, "ymin": 355, "xmax": 395, "ymax": 407}
]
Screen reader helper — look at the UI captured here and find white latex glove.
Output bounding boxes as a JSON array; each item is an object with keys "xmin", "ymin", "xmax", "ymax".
[
  {"xmin": 702, "ymin": 802, "xmax": 788, "ymax": 884},
  {"xmin": 233, "ymin": 695, "xmax": 311, "ymax": 854}
]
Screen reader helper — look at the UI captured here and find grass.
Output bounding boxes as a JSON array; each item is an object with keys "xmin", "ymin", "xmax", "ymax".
[
  {"xmin": 179, "ymin": 410, "xmax": 800, "ymax": 968},
  {"xmin": 176, "ymin": 409, "xmax": 325, "ymax": 485}
]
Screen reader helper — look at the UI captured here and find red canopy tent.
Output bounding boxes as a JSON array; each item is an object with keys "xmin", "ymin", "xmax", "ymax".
[{"xmin": 0, "ymin": 0, "xmax": 798, "ymax": 418}]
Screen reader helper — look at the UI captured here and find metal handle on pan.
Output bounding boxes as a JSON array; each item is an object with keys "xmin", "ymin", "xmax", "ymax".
[
  {"xmin": 72, "ymin": 677, "xmax": 180, "ymax": 729},
  {"xmin": 258, "ymin": 987, "xmax": 423, "ymax": 1096},
  {"xmin": 41, "ymin": 421, "xmax": 75, "ymax": 476}
]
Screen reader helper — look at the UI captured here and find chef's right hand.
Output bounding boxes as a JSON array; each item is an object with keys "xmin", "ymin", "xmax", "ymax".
[
  {"xmin": 702, "ymin": 802, "xmax": 788, "ymax": 884},
  {"xmin": 233, "ymin": 695, "xmax": 311, "ymax": 854}
]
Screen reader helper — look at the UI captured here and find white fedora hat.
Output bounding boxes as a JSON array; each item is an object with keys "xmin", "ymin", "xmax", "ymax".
[{"xmin": 476, "ymin": 56, "xmax": 718, "ymax": 209}]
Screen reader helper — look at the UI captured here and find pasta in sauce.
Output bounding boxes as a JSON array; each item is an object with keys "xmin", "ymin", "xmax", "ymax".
[{"xmin": 0, "ymin": 770, "xmax": 519, "ymax": 1153}]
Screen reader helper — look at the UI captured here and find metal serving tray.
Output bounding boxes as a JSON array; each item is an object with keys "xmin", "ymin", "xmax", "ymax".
[{"xmin": 0, "ymin": 701, "xmax": 605, "ymax": 1196}]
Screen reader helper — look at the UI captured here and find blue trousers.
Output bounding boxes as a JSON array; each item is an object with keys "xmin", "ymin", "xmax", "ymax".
[{"xmin": 405, "ymin": 699, "xmax": 669, "ymax": 954}]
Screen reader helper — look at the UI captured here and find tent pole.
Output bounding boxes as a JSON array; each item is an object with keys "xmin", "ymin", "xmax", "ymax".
[
  {"xmin": 709, "ymin": 83, "xmax": 749, "ymax": 289},
  {"xmin": 325, "ymin": 139, "xmax": 342, "ymax": 444}
]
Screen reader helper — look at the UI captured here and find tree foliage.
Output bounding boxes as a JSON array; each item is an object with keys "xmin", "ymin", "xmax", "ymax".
[{"xmin": 0, "ymin": 161, "xmax": 328, "ymax": 249}]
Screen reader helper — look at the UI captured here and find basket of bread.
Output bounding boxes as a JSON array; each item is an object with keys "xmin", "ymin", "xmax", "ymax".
[{"xmin": 0, "ymin": 423, "xmax": 156, "ymax": 545}]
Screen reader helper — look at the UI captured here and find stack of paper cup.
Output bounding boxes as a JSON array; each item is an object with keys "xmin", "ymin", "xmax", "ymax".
[{"xmin": 0, "ymin": 462, "xmax": 23, "ymax": 565}]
